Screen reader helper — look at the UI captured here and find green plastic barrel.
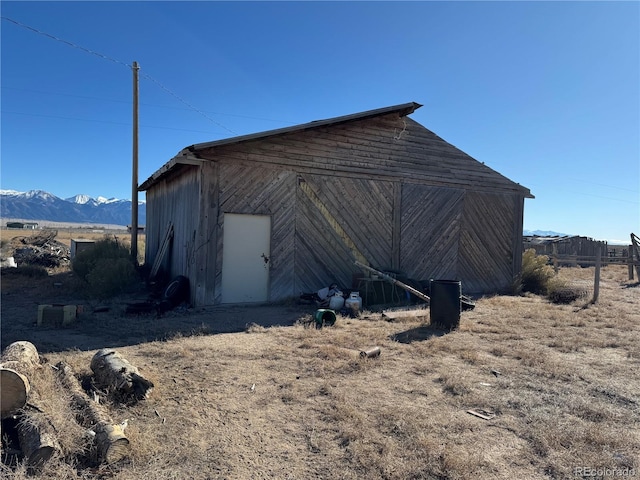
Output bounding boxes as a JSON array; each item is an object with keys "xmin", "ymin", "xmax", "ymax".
[
  {"xmin": 314, "ymin": 309, "xmax": 337, "ymax": 328},
  {"xmin": 430, "ymin": 280, "xmax": 461, "ymax": 330}
]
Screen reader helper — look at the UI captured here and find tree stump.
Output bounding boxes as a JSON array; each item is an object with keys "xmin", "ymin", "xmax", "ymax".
[
  {"xmin": 1, "ymin": 341, "xmax": 40, "ymax": 419},
  {"xmin": 56, "ymin": 362, "xmax": 130, "ymax": 465},
  {"xmin": 90, "ymin": 349, "xmax": 154, "ymax": 401}
]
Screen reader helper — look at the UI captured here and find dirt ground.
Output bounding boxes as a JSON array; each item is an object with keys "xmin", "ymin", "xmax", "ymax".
[{"xmin": 1, "ymin": 246, "xmax": 639, "ymax": 478}]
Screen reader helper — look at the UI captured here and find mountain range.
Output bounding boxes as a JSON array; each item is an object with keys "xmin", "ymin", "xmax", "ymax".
[
  {"xmin": 523, "ymin": 229, "xmax": 571, "ymax": 237},
  {"xmin": 0, "ymin": 190, "xmax": 146, "ymax": 227}
]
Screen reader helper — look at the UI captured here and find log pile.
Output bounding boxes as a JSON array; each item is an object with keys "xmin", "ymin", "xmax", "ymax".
[
  {"xmin": 1, "ymin": 341, "xmax": 61, "ymax": 468},
  {"xmin": 57, "ymin": 362, "xmax": 130, "ymax": 464},
  {"xmin": 1, "ymin": 342, "xmax": 154, "ymax": 472}
]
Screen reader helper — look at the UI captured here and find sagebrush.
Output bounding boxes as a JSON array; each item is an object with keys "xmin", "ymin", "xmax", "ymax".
[
  {"xmin": 519, "ymin": 248, "xmax": 555, "ymax": 294},
  {"xmin": 71, "ymin": 237, "xmax": 139, "ymax": 298}
]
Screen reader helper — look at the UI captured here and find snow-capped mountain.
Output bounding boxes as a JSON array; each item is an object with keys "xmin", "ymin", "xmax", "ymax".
[
  {"xmin": 1, "ymin": 190, "xmax": 146, "ymax": 226},
  {"xmin": 523, "ymin": 229, "xmax": 572, "ymax": 237}
]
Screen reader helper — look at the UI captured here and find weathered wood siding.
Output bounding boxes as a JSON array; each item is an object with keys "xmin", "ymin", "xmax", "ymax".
[
  {"xmin": 399, "ymin": 184, "xmax": 464, "ymax": 282},
  {"xmin": 143, "ymin": 108, "xmax": 530, "ymax": 305},
  {"xmin": 213, "ymin": 162, "xmax": 296, "ymax": 304},
  {"xmin": 458, "ymin": 192, "xmax": 517, "ymax": 293},
  {"xmin": 195, "ymin": 114, "xmax": 527, "ymax": 195},
  {"xmin": 294, "ymin": 174, "xmax": 394, "ymax": 293},
  {"xmin": 145, "ymin": 165, "xmax": 201, "ymax": 288},
  {"xmin": 193, "ymin": 161, "xmax": 218, "ymax": 305}
]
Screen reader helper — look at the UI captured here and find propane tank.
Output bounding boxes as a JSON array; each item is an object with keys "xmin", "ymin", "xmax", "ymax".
[
  {"xmin": 329, "ymin": 291, "xmax": 345, "ymax": 311},
  {"xmin": 345, "ymin": 291, "xmax": 363, "ymax": 316}
]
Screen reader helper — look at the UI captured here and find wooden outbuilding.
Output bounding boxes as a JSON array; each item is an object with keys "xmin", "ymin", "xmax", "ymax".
[{"xmin": 139, "ymin": 102, "xmax": 533, "ymax": 305}]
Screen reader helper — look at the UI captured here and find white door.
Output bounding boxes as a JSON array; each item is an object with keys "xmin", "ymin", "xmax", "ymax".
[{"xmin": 221, "ymin": 213, "xmax": 271, "ymax": 303}]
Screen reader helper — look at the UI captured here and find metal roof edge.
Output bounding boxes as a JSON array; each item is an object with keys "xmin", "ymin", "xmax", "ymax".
[
  {"xmin": 183, "ymin": 102, "xmax": 422, "ymax": 154},
  {"xmin": 138, "ymin": 154, "xmax": 203, "ymax": 191}
]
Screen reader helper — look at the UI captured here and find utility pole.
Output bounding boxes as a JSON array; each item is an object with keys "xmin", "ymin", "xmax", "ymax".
[{"xmin": 131, "ymin": 61, "xmax": 139, "ymax": 264}]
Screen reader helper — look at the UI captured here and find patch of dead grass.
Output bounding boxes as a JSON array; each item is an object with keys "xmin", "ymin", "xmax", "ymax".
[{"xmin": 1, "ymin": 265, "xmax": 639, "ymax": 478}]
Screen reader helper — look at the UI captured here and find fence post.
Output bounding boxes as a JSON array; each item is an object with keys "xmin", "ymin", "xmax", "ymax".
[
  {"xmin": 631, "ymin": 234, "xmax": 640, "ymax": 281},
  {"xmin": 552, "ymin": 243, "xmax": 558, "ymax": 274},
  {"xmin": 592, "ymin": 248, "xmax": 601, "ymax": 303},
  {"xmin": 629, "ymin": 244, "xmax": 634, "ymax": 281}
]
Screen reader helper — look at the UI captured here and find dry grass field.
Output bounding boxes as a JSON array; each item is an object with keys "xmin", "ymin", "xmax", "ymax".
[{"xmin": 1, "ymin": 233, "xmax": 638, "ymax": 479}]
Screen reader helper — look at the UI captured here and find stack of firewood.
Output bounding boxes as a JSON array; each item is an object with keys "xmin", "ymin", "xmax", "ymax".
[{"xmin": 0, "ymin": 342, "xmax": 154, "ymax": 470}]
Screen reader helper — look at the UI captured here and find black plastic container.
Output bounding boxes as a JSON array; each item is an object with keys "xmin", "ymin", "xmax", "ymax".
[{"xmin": 430, "ymin": 279, "xmax": 461, "ymax": 330}]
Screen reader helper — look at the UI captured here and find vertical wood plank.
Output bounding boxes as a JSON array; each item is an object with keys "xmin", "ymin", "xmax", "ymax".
[{"xmin": 392, "ymin": 182, "xmax": 402, "ymax": 270}]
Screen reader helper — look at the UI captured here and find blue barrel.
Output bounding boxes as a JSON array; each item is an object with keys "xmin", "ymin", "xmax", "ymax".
[{"xmin": 430, "ymin": 280, "xmax": 461, "ymax": 330}]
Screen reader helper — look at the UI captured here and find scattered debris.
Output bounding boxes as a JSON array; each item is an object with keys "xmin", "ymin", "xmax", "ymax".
[
  {"xmin": 10, "ymin": 230, "xmax": 71, "ymax": 269},
  {"xmin": 490, "ymin": 369, "xmax": 501, "ymax": 377},
  {"xmin": 355, "ymin": 261, "xmax": 431, "ymax": 303},
  {"xmin": 37, "ymin": 304, "xmax": 80, "ymax": 327},
  {"xmin": 467, "ymin": 409, "xmax": 495, "ymax": 420},
  {"xmin": 0, "ymin": 256, "xmax": 17, "ymax": 268},
  {"xmin": 125, "ymin": 275, "xmax": 191, "ymax": 316},
  {"xmin": 359, "ymin": 346, "xmax": 381, "ymax": 358},
  {"xmin": 461, "ymin": 295, "xmax": 476, "ymax": 311}
]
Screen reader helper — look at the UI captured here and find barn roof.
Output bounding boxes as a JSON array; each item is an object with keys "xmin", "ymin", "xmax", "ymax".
[{"xmin": 140, "ymin": 101, "xmax": 532, "ymax": 198}]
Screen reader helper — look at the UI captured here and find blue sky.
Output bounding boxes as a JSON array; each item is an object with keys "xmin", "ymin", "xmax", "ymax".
[{"xmin": 1, "ymin": 1, "xmax": 638, "ymax": 243}]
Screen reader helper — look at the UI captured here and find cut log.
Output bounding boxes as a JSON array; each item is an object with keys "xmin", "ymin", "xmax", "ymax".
[
  {"xmin": 0, "ymin": 368, "xmax": 30, "ymax": 419},
  {"xmin": 1, "ymin": 341, "xmax": 40, "ymax": 367},
  {"xmin": 56, "ymin": 362, "xmax": 130, "ymax": 464},
  {"xmin": 90, "ymin": 349, "xmax": 154, "ymax": 401},
  {"xmin": 17, "ymin": 412, "xmax": 61, "ymax": 469},
  {"xmin": 1, "ymin": 341, "xmax": 40, "ymax": 419}
]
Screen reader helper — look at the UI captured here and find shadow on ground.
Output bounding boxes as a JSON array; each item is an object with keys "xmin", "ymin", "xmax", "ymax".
[
  {"xmin": 390, "ymin": 324, "xmax": 449, "ymax": 344},
  {"xmin": 1, "ymin": 269, "xmax": 315, "ymax": 353}
]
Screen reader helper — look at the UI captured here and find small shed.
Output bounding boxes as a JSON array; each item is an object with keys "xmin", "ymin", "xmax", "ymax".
[{"xmin": 140, "ymin": 102, "xmax": 533, "ymax": 305}]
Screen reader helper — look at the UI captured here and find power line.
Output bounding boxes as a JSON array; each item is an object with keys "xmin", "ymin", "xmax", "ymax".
[
  {"xmin": 0, "ymin": 85, "xmax": 296, "ymax": 125},
  {"xmin": 1, "ymin": 86, "xmax": 295, "ymax": 126},
  {"xmin": 1, "ymin": 16, "xmax": 131, "ymax": 68},
  {"xmin": 1, "ymin": 16, "xmax": 236, "ymax": 134},
  {"xmin": 140, "ymin": 72, "xmax": 237, "ymax": 135},
  {"xmin": 2, "ymin": 110, "xmax": 227, "ymax": 134}
]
